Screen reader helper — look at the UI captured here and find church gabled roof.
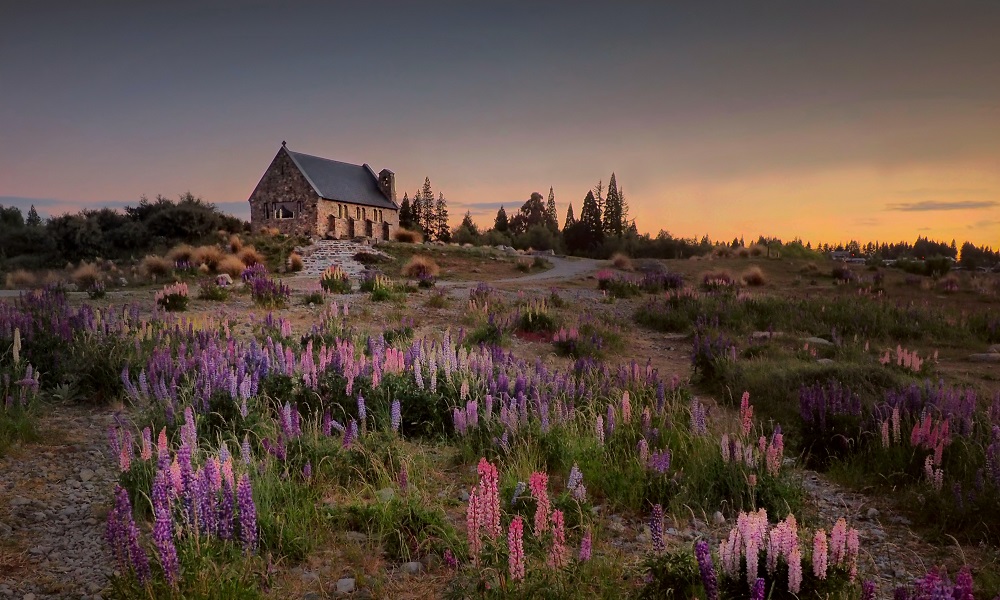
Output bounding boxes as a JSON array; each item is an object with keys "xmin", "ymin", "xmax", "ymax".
[{"xmin": 283, "ymin": 145, "xmax": 397, "ymax": 210}]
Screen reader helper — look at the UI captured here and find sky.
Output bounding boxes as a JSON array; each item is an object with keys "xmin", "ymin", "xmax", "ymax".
[{"xmin": 1, "ymin": 1, "xmax": 998, "ymax": 247}]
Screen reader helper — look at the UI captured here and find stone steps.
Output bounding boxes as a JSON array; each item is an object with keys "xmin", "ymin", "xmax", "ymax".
[{"xmin": 296, "ymin": 240, "xmax": 391, "ymax": 278}]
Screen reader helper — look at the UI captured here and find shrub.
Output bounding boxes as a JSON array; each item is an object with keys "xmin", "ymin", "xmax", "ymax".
[
  {"xmin": 402, "ymin": 255, "xmax": 440, "ymax": 279},
  {"xmin": 287, "ymin": 252, "xmax": 304, "ymax": 272},
  {"xmin": 140, "ymin": 255, "xmax": 173, "ymax": 279},
  {"xmin": 71, "ymin": 262, "xmax": 102, "ymax": 290},
  {"xmin": 517, "ymin": 300, "xmax": 557, "ymax": 333},
  {"xmin": 155, "ymin": 282, "xmax": 189, "ymax": 311},
  {"xmin": 940, "ymin": 273, "xmax": 960, "ymax": 293},
  {"xmin": 249, "ymin": 276, "xmax": 290, "ymax": 308},
  {"xmin": 354, "ymin": 251, "xmax": 388, "ymax": 265},
  {"xmin": 532, "ymin": 256, "xmax": 549, "ymax": 269},
  {"xmin": 831, "ymin": 264, "xmax": 855, "ymax": 282},
  {"xmin": 393, "ymin": 228, "xmax": 423, "ymax": 243},
  {"xmin": 197, "ymin": 278, "xmax": 229, "ymax": 301},
  {"xmin": 425, "ymin": 289, "xmax": 450, "ymax": 308},
  {"xmin": 741, "ymin": 266, "xmax": 766, "ymax": 287},
  {"xmin": 228, "ymin": 234, "xmax": 243, "ymax": 253},
  {"xmin": 301, "ymin": 291, "xmax": 324, "ymax": 305},
  {"xmin": 515, "ymin": 257, "xmax": 532, "ymax": 272},
  {"xmin": 217, "ymin": 255, "xmax": 246, "ymax": 278},
  {"xmin": 166, "ymin": 243, "xmax": 195, "ymax": 263},
  {"xmin": 86, "ymin": 280, "xmax": 106, "ymax": 299},
  {"xmin": 702, "ymin": 269, "xmax": 735, "ymax": 290},
  {"xmin": 238, "ymin": 246, "xmax": 265, "ymax": 266},
  {"xmin": 191, "ymin": 245, "xmax": 224, "ymax": 271},
  {"xmin": 5, "ymin": 269, "xmax": 38, "ymax": 289},
  {"xmin": 320, "ymin": 266, "xmax": 352, "ymax": 294},
  {"xmin": 611, "ymin": 252, "xmax": 634, "ymax": 271},
  {"xmin": 369, "ymin": 274, "xmax": 395, "ymax": 302}
]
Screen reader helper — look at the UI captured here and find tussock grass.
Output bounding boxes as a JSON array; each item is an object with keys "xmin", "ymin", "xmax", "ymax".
[
  {"xmin": 140, "ymin": 255, "xmax": 173, "ymax": 278},
  {"xmin": 401, "ymin": 255, "xmax": 439, "ymax": 279},
  {"xmin": 287, "ymin": 252, "xmax": 304, "ymax": 273},
  {"xmin": 192, "ymin": 245, "xmax": 224, "ymax": 270},
  {"xmin": 610, "ymin": 252, "xmax": 634, "ymax": 271},
  {"xmin": 71, "ymin": 262, "xmax": 102, "ymax": 289},
  {"xmin": 5, "ymin": 269, "xmax": 38, "ymax": 289},
  {"xmin": 237, "ymin": 246, "xmax": 265, "ymax": 266},
  {"xmin": 166, "ymin": 243, "xmax": 196, "ymax": 263},
  {"xmin": 741, "ymin": 265, "xmax": 766, "ymax": 287},
  {"xmin": 393, "ymin": 228, "xmax": 423, "ymax": 244}
]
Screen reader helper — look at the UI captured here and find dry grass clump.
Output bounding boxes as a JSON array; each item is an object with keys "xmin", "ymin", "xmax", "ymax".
[
  {"xmin": 800, "ymin": 262, "xmax": 820, "ymax": 275},
  {"xmin": 192, "ymin": 245, "xmax": 224, "ymax": 271},
  {"xmin": 402, "ymin": 255, "xmax": 440, "ymax": 279},
  {"xmin": 42, "ymin": 271, "xmax": 64, "ymax": 287},
  {"xmin": 166, "ymin": 244, "xmax": 195, "ymax": 263},
  {"xmin": 72, "ymin": 262, "xmax": 102, "ymax": 289},
  {"xmin": 287, "ymin": 252, "xmax": 304, "ymax": 273},
  {"xmin": 229, "ymin": 234, "xmax": 243, "ymax": 253},
  {"xmin": 218, "ymin": 255, "xmax": 246, "ymax": 278},
  {"xmin": 141, "ymin": 255, "xmax": 173, "ymax": 278},
  {"xmin": 610, "ymin": 252, "xmax": 634, "ymax": 271},
  {"xmin": 741, "ymin": 266, "xmax": 767, "ymax": 287},
  {"xmin": 750, "ymin": 244, "xmax": 766, "ymax": 257},
  {"xmin": 393, "ymin": 228, "xmax": 423, "ymax": 244},
  {"xmin": 712, "ymin": 246, "xmax": 733, "ymax": 258},
  {"xmin": 237, "ymin": 246, "xmax": 265, "ymax": 266},
  {"xmin": 939, "ymin": 273, "xmax": 960, "ymax": 293},
  {"xmin": 5, "ymin": 269, "xmax": 38, "ymax": 289},
  {"xmin": 737, "ymin": 247, "xmax": 751, "ymax": 258}
]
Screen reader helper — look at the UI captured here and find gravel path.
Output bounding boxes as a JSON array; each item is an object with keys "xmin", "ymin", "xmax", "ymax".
[{"xmin": 0, "ymin": 404, "xmax": 117, "ymax": 600}]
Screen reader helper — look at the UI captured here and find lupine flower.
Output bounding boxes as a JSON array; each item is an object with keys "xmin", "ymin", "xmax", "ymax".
[
  {"xmin": 740, "ymin": 391, "xmax": 753, "ymax": 436},
  {"xmin": 638, "ymin": 438, "xmax": 649, "ymax": 465},
  {"xmin": 579, "ymin": 529, "xmax": 592, "ymax": 562},
  {"xmin": 695, "ymin": 540, "xmax": 719, "ymax": 600},
  {"xmin": 443, "ymin": 549, "xmax": 458, "ymax": 569},
  {"xmin": 751, "ymin": 578, "xmax": 765, "ymax": 600},
  {"xmin": 595, "ymin": 415, "xmax": 605, "ymax": 445},
  {"xmin": 466, "ymin": 488, "xmax": 482, "ymax": 564},
  {"xmin": 237, "ymin": 474, "xmax": 257, "ymax": 553},
  {"xmin": 846, "ymin": 527, "xmax": 860, "ymax": 581},
  {"xmin": 105, "ymin": 486, "xmax": 151, "ymax": 584},
  {"xmin": 621, "ymin": 391, "xmax": 632, "ymax": 422},
  {"xmin": 954, "ymin": 566, "xmax": 973, "ymax": 600},
  {"xmin": 478, "ymin": 458, "xmax": 501, "ymax": 539},
  {"xmin": 153, "ymin": 504, "xmax": 180, "ymax": 587},
  {"xmin": 862, "ymin": 580, "xmax": 877, "ymax": 600},
  {"xmin": 390, "ymin": 399, "xmax": 401, "ymax": 433},
  {"xmin": 547, "ymin": 509, "xmax": 569, "ymax": 569},
  {"xmin": 690, "ymin": 398, "xmax": 707, "ymax": 435},
  {"xmin": 303, "ymin": 461, "xmax": 312, "ymax": 480},
  {"xmin": 812, "ymin": 529, "xmax": 828, "ymax": 579},
  {"xmin": 529, "ymin": 472, "xmax": 550, "ymax": 535},
  {"xmin": 650, "ymin": 504, "xmax": 664, "ymax": 554},
  {"xmin": 830, "ymin": 518, "xmax": 847, "ymax": 566},
  {"xmin": 788, "ymin": 546, "xmax": 803, "ymax": 594},
  {"xmin": 508, "ymin": 516, "xmax": 525, "ymax": 582},
  {"xmin": 398, "ymin": 463, "xmax": 408, "ymax": 491}
]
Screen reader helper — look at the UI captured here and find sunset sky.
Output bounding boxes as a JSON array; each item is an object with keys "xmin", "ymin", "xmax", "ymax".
[{"xmin": 1, "ymin": 1, "xmax": 998, "ymax": 247}]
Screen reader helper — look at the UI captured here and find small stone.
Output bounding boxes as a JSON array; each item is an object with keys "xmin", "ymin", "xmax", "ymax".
[
  {"xmin": 817, "ymin": 358, "xmax": 835, "ymax": 365},
  {"xmin": 402, "ymin": 561, "xmax": 423, "ymax": 574},
  {"xmin": 300, "ymin": 571, "xmax": 319, "ymax": 584},
  {"xmin": 376, "ymin": 487, "xmax": 395, "ymax": 502},
  {"xmin": 344, "ymin": 531, "xmax": 367, "ymax": 543},
  {"xmin": 969, "ymin": 353, "xmax": 1000, "ymax": 363},
  {"xmin": 303, "ymin": 594, "xmax": 322, "ymax": 600},
  {"xmin": 336, "ymin": 578, "xmax": 356, "ymax": 594},
  {"xmin": 712, "ymin": 511, "xmax": 726, "ymax": 525},
  {"xmin": 866, "ymin": 508, "xmax": 879, "ymax": 520},
  {"xmin": 23, "ymin": 594, "xmax": 35, "ymax": 600},
  {"xmin": 458, "ymin": 490, "xmax": 470, "ymax": 502},
  {"xmin": 803, "ymin": 336, "xmax": 834, "ymax": 346},
  {"xmin": 79, "ymin": 469, "xmax": 95, "ymax": 482}
]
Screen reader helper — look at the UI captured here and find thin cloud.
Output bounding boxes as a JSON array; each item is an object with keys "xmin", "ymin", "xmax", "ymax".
[
  {"xmin": 967, "ymin": 219, "xmax": 1000, "ymax": 230},
  {"xmin": 885, "ymin": 200, "xmax": 998, "ymax": 212},
  {"xmin": 893, "ymin": 188, "xmax": 991, "ymax": 198}
]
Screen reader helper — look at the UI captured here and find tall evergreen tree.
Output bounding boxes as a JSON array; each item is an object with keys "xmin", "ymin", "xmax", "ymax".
[
  {"xmin": 434, "ymin": 192, "xmax": 450, "ymax": 242},
  {"xmin": 460, "ymin": 211, "xmax": 479, "ymax": 235},
  {"xmin": 592, "ymin": 180, "xmax": 605, "ymax": 215},
  {"xmin": 494, "ymin": 206, "xmax": 509, "ymax": 232},
  {"xmin": 602, "ymin": 173, "xmax": 624, "ymax": 237},
  {"xmin": 579, "ymin": 190, "xmax": 603, "ymax": 242},
  {"xmin": 26, "ymin": 205, "xmax": 42, "ymax": 227},
  {"xmin": 545, "ymin": 187, "xmax": 559, "ymax": 233},
  {"xmin": 411, "ymin": 188, "xmax": 423, "ymax": 232},
  {"xmin": 563, "ymin": 203, "xmax": 576, "ymax": 229},
  {"xmin": 510, "ymin": 192, "xmax": 546, "ymax": 235},
  {"xmin": 398, "ymin": 193, "xmax": 413, "ymax": 229},
  {"xmin": 419, "ymin": 177, "xmax": 435, "ymax": 234}
]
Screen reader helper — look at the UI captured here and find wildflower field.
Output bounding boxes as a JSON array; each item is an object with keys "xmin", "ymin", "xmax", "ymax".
[{"xmin": 2, "ymin": 253, "xmax": 1000, "ymax": 599}]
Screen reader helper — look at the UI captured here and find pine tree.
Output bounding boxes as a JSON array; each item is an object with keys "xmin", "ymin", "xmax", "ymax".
[
  {"xmin": 619, "ymin": 185, "xmax": 629, "ymax": 235},
  {"xmin": 26, "ymin": 205, "xmax": 42, "ymax": 227},
  {"xmin": 545, "ymin": 187, "xmax": 558, "ymax": 233},
  {"xmin": 563, "ymin": 203, "xmax": 576, "ymax": 229},
  {"xmin": 592, "ymin": 180, "xmax": 605, "ymax": 215},
  {"xmin": 494, "ymin": 206, "xmax": 509, "ymax": 232},
  {"xmin": 419, "ymin": 178, "xmax": 435, "ymax": 234},
  {"xmin": 602, "ymin": 173, "xmax": 623, "ymax": 237},
  {"xmin": 398, "ymin": 194, "xmax": 413, "ymax": 229},
  {"xmin": 460, "ymin": 211, "xmax": 478, "ymax": 235},
  {"xmin": 579, "ymin": 191, "xmax": 603, "ymax": 244},
  {"xmin": 434, "ymin": 192, "xmax": 450, "ymax": 242},
  {"xmin": 411, "ymin": 189, "xmax": 423, "ymax": 232}
]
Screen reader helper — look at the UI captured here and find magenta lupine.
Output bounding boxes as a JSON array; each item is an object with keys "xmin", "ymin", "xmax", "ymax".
[
  {"xmin": 529, "ymin": 472, "xmax": 551, "ymax": 535},
  {"xmin": 303, "ymin": 461, "xmax": 312, "ymax": 480},
  {"xmin": 954, "ymin": 566, "xmax": 974, "ymax": 600},
  {"xmin": 579, "ymin": 529, "xmax": 592, "ymax": 562},
  {"xmin": 508, "ymin": 516, "xmax": 526, "ymax": 582},
  {"xmin": 443, "ymin": 548, "xmax": 458, "ymax": 570},
  {"xmin": 466, "ymin": 488, "xmax": 483, "ymax": 565},
  {"xmin": 237, "ymin": 474, "xmax": 257, "ymax": 553},
  {"xmin": 547, "ymin": 509, "xmax": 569, "ymax": 569},
  {"xmin": 862, "ymin": 580, "xmax": 877, "ymax": 600},
  {"xmin": 740, "ymin": 391, "xmax": 753, "ymax": 436},
  {"xmin": 398, "ymin": 463, "xmax": 408, "ymax": 491},
  {"xmin": 695, "ymin": 540, "xmax": 719, "ymax": 600},
  {"xmin": 650, "ymin": 504, "xmax": 664, "ymax": 554},
  {"xmin": 477, "ymin": 458, "xmax": 502, "ymax": 539},
  {"xmin": 751, "ymin": 578, "xmax": 765, "ymax": 600}
]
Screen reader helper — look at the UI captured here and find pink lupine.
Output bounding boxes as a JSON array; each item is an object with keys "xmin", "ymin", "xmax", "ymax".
[
  {"xmin": 829, "ymin": 518, "xmax": 847, "ymax": 566},
  {"xmin": 766, "ymin": 433, "xmax": 783, "ymax": 477},
  {"xmin": 846, "ymin": 528, "xmax": 860, "ymax": 581},
  {"xmin": 579, "ymin": 528, "xmax": 592, "ymax": 562},
  {"xmin": 508, "ymin": 516, "xmax": 525, "ymax": 582},
  {"xmin": 812, "ymin": 529, "xmax": 828, "ymax": 579},
  {"xmin": 547, "ymin": 510, "xmax": 569, "ymax": 569},
  {"xmin": 595, "ymin": 415, "xmax": 605, "ymax": 445},
  {"xmin": 477, "ymin": 458, "xmax": 501, "ymax": 539},
  {"xmin": 788, "ymin": 546, "xmax": 803, "ymax": 594},
  {"xmin": 140, "ymin": 427, "xmax": 152, "ymax": 461},
  {"xmin": 529, "ymin": 472, "xmax": 550, "ymax": 535},
  {"xmin": 881, "ymin": 420, "xmax": 891, "ymax": 448},
  {"xmin": 621, "ymin": 391, "xmax": 632, "ymax": 422},
  {"xmin": 740, "ymin": 391, "xmax": 753, "ymax": 436},
  {"xmin": 466, "ymin": 488, "xmax": 482, "ymax": 565},
  {"xmin": 638, "ymin": 438, "xmax": 649, "ymax": 465},
  {"xmin": 157, "ymin": 427, "xmax": 169, "ymax": 460},
  {"xmin": 891, "ymin": 407, "xmax": 901, "ymax": 443},
  {"xmin": 721, "ymin": 434, "xmax": 731, "ymax": 463}
]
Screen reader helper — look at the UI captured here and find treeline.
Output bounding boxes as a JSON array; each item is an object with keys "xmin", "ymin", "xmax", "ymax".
[
  {"xmin": 398, "ymin": 177, "xmax": 451, "ymax": 242},
  {"xmin": 820, "ymin": 237, "xmax": 999, "ymax": 270},
  {"xmin": 0, "ymin": 193, "xmax": 245, "ymax": 270}
]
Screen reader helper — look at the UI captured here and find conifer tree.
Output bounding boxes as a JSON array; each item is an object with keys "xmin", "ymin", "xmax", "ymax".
[
  {"xmin": 563, "ymin": 203, "xmax": 576, "ymax": 229},
  {"xmin": 419, "ymin": 177, "xmax": 435, "ymax": 234},
  {"xmin": 434, "ymin": 192, "xmax": 450, "ymax": 242},
  {"xmin": 602, "ymin": 173, "xmax": 624, "ymax": 237},
  {"xmin": 545, "ymin": 187, "xmax": 559, "ymax": 233},
  {"xmin": 398, "ymin": 193, "xmax": 413, "ymax": 229},
  {"xmin": 26, "ymin": 205, "xmax": 42, "ymax": 227},
  {"xmin": 411, "ymin": 188, "xmax": 423, "ymax": 232},
  {"xmin": 494, "ymin": 206, "xmax": 509, "ymax": 232}
]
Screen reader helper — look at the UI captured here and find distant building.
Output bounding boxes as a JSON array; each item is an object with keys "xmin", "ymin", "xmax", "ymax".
[
  {"xmin": 828, "ymin": 250, "xmax": 852, "ymax": 261},
  {"xmin": 248, "ymin": 142, "xmax": 398, "ymax": 240}
]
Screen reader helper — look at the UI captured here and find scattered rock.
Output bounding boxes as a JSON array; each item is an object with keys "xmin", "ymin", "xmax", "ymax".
[
  {"xmin": 458, "ymin": 489, "xmax": 470, "ymax": 502},
  {"xmin": 816, "ymin": 358, "xmax": 835, "ymax": 365},
  {"xmin": 969, "ymin": 353, "xmax": 1000, "ymax": 363},
  {"xmin": 712, "ymin": 511, "xmax": 726, "ymax": 525},
  {"xmin": 336, "ymin": 578, "xmax": 356, "ymax": 595},
  {"xmin": 866, "ymin": 508, "xmax": 880, "ymax": 520},
  {"xmin": 79, "ymin": 468, "xmax": 95, "ymax": 482},
  {"xmin": 803, "ymin": 336, "xmax": 834, "ymax": 346},
  {"xmin": 402, "ymin": 561, "xmax": 423, "ymax": 575},
  {"xmin": 989, "ymin": 344, "xmax": 1000, "ymax": 354},
  {"xmin": 300, "ymin": 571, "xmax": 319, "ymax": 584},
  {"xmin": 376, "ymin": 487, "xmax": 395, "ymax": 502},
  {"xmin": 344, "ymin": 531, "xmax": 367, "ymax": 543}
]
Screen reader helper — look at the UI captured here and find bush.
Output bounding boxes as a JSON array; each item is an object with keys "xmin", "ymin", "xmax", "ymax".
[
  {"xmin": 86, "ymin": 281, "xmax": 106, "ymax": 299},
  {"xmin": 393, "ymin": 228, "xmax": 423, "ymax": 243},
  {"xmin": 228, "ymin": 234, "xmax": 243, "ymax": 253},
  {"xmin": 166, "ymin": 244, "xmax": 195, "ymax": 263},
  {"xmin": 249, "ymin": 276, "xmax": 290, "ymax": 308},
  {"xmin": 610, "ymin": 252, "xmax": 633, "ymax": 271},
  {"xmin": 5, "ymin": 269, "xmax": 38, "ymax": 289},
  {"xmin": 354, "ymin": 251, "xmax": 388, "ymax": 265},
  {"xmin": 702, "ymin": 269, "xmax": 735, "ymax": 290},
  {"xmin": 515, "ymin": 257, "xmax": 532, "ymax": 272},
  {"xmin": 217, "ymin": 255, "xmax": 246, "ymax": 278},
  {"xmin": 197, "ymin": 278, "xmax": 230, "ymax": 301},
  {"xmin": 320, "ymin": 266, "xmax": 351, "ymax": 294},
  {"xmin": 140, "ymin": 255, "xmax": 173, "ymax": 279},
  {"xmin": 301, "ymin": 291, "xmax": 324, "ymax": 305},
  {"xmin": 155, "ymin": 282, "xmax": 189, "ymax": 311},
  {"xmin": 287, "ymin": 252, "xmax": 304, "ymax": 272},
  {"xmin": 72, "ymin": 262, "xmax": 102, "ymax": 290},
  {"xmin": 402, "ymin": 255, "xmax": 440, "ymax": 279},
  {"xmin": 238, "ymin": 246, "xmax": 265, "ymax": 266},
  {"xmin": 192, "ymin": 245, "xmax": 224, "ymax": 271},
  {"xmin": 831, "ymin": 264, "xmax": 855, "ymax": 282},
  {"xmin": 741, "ymin": 266, "xmax": 766, "ymax": 287}
]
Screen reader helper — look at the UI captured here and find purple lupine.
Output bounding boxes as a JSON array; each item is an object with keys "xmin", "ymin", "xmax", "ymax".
[
  {"xmin": 241, "ymin": 435, "xmax": 252, "ymax": 464},
  {"xmin": 218, "ymin": 479, "xmax": 235, "ymax": 540},
  {"xmin": 751, "ymin": 578, "xmax": 765, "ymax": 600},
  {"xmin": 237, "ymin": 474, "xmax": 257, "ymax": 553},
  {"xmin": 579, "ymin": 528, "xmax": 592, "ymax": 562},
  {"xmin": 398, "ymin": 464, "xmax": 408, "ymax": 491},
  {"xmin": 695, "ymin": 540, "xmax": 718, "ymax": 600},
  {"xmin": 953, "ymin": 567, "xmax": 973, "ymax": 600},
  {"xmin": 357, "ymin": 394, "xmax": 367, "ymax": 428},
  {"xmin": 322, "ymin": 411, "xmax": 333, "ymax": 436},
  {"xmin": 390, "ymin": 399, "xmax": 402, "ymax": 433},
  {"xmin": 649, "ymin": 449, "xmax": 672, "ymax": 474},
  {"xmin": 343, "ymin": 419, "xmax": 358, "ymax": 448},
  {"xmin": 152, "ymin": 504, "xmax": 180, "ymax": 587},
  {"xmin": 862, "ymin": 580, "xmax": 877, "ymax": 600},
  {"xmin": 650, "ymin": 504, "xmax": 664, "ymax": 554},
  {"xmin": 105, "ymin": 486, "xmax": 151, "ymax": 584},
  {"xmin": 606, "ymin": 403, "xmax": 615, "ymax": 439},
  {"xmin": 303, "ymin": 461, "xmax": 312, "ymax": 480},
  {"xmin": 196, "ymin": 468, "xmax": 217, "ymax": 538}
]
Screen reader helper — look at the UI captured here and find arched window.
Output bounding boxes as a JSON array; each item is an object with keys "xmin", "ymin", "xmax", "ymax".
[{"xmin": 356, "ymin": 206, "xmax": 361, "ymax": 220}]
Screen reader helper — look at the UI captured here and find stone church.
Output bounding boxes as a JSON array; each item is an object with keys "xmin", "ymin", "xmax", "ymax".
[{"xmin": 248, "ymin": 142, "xmax": 398, "ymax": 240}]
